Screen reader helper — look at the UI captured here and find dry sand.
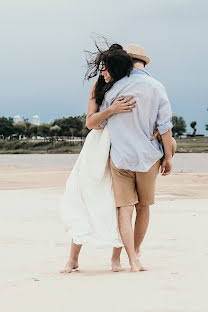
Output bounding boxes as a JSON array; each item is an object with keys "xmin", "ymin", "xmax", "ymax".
[{"xmin": 0, "ymin": 154, "xmax": 208, "ymax": 312}]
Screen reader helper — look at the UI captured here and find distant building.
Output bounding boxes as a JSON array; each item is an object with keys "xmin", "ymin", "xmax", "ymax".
[
  {"xmin": 14, "ymin": 115, "xmax": 22, "ymax": 123},
  {"xmin": 32, "ymin": 115, "xmax": 40, "ymax": 125}
]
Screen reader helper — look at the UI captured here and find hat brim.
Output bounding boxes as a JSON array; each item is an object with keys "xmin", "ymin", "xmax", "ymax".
[{"xmin": 128, "ymin": 53, "xmax": 150, "ymax": 65}]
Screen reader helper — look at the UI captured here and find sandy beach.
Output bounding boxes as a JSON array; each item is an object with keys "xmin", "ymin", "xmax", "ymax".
[{"xmin": 1, "ymin": 154, "xmax": 208, "ymax": 312}]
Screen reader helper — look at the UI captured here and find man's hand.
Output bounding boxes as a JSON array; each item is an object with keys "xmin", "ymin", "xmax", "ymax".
[{"xmin": 161, "ymin": 157, "xmax": 172, "ymax": 176}]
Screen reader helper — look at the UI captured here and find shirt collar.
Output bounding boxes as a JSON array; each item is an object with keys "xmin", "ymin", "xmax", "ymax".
[{"xmin": 131, "ymin": 68, "xmax": 151, "ymax": 77}]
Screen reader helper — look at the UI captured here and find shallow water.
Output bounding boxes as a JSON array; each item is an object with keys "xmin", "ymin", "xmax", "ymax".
[{"xmin": 0, "ymin": 153, "xmax": 208, "ymax": 172}]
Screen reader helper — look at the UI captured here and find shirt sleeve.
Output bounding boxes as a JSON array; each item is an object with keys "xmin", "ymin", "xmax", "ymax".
[
  {"xmin": 100, "ymin": 119, "xmax": 108, "ymax": 128},
  {"xmin": 98, "ymin": 99, "xmax": 109, "ymax": 128},
  {"xmin": 156, "ymin": 87, "xmax": 173, "ymax": 135}
]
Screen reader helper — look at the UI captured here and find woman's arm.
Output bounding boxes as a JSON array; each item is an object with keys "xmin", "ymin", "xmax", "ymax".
[
  {"xmin": 86, "ymin": 82, "xmax": 113, "ymax": 130},
  {"xmin": 86, "ymin": 82, "xmax": 136, "ymax": 130}
]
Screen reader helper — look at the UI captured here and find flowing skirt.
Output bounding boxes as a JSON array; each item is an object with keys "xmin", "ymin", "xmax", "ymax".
[{"xmin": 60, "ymin": 126, "xmax": 122, "ymax": 247}]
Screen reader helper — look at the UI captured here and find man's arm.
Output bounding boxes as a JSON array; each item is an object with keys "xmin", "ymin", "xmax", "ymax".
[
  {"xmin": 156, "ymin": 86, "xmax": 173, "ymax": 176},
  {"xmin": 160, "ymin": 129, "xmax": 172, "ymax": 176}
]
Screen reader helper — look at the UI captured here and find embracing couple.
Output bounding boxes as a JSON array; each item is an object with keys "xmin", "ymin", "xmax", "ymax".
[{"xmin": 60, "ymin": 43, "xmax": 176, "ymax": 273}]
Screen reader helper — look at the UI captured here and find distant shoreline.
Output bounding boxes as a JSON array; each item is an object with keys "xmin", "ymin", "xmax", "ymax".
[{"xmin": 0, "ymin": 136, "xmax": 208, "ymax": 154}]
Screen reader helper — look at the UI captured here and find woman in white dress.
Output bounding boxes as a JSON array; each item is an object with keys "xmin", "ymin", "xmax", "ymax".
[{"xmin": 60, "ymin": 44, "xmax": 137, "ymax": 273}]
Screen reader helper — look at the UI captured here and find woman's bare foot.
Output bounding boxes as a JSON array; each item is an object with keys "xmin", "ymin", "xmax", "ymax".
[
  {"xmin": 111, "ymin": 257, "xmax": 125, "ymax": 272},
  {"xmin": 60, "ymin": 259, "xmax": 79, "ymax": 274}
]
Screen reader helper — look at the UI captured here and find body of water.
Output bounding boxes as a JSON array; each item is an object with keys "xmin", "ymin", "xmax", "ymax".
[{"xmin": 0, "ymin": 153, "xmax": 208, "ymax": 173}]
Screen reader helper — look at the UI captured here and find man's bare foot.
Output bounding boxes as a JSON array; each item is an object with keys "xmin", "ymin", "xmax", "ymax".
[
  {"xmin": 60, "ymin": 259, "xmax": 79, "ymax": 274},
  {"xmin": 111, "ymin": 257, "xmax": 125, "ymax": 272},
  {"xmin": 130, "ymin": 259, "xmax": 147, "ymax": 272},
  {"xmin": 135, "ymin": 250, "xmax": 147, "ymax": 271},
  {"xmin": 130, "ymin": 261, "xmax": 140, "ymax": 272},
  {"xmin": 137, "ymin": 258, "xmax": 147, "ymax": 271}
]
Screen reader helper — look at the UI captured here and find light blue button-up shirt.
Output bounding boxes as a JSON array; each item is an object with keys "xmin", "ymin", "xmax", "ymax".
[{"xmin": 99, "ymin": 68, "xmax": 173, "ymax": 172}]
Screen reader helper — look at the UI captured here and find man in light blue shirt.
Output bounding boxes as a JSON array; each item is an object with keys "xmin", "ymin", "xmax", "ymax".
[
  {"xmin": 100, "ymin": 44, "xmax": 173, "ymax": 272},
  {"xmin": 101, "ymin": 67, "xmax": 172, "ymax": 172}
]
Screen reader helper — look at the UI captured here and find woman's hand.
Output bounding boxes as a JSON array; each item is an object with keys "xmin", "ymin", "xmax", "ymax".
[
  {"xmin": 110, "ymin": 96, "xmax": 136, "ymax": 114},
  {"xmin": 150, "ymin": 128, "xmax": 162, "ymax": 142},
  {"xmin": 93, "ymin": 125, "xmax": 103, "ymax": 130}
]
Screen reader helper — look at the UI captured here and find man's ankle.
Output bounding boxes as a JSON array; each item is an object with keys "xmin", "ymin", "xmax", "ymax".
[
  {"xmin": 69, "ymin": 257, "xmax": 78, "ymax": 263},
  {"xmin": 129, "ymin": 256, "xmax": 138, "ymax": 265},
  {"xmin": 135, "ymin": 248, "xmax": 140, "ymax": 255}
]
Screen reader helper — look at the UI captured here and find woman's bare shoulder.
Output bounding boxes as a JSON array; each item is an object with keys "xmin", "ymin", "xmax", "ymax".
[
  {"xmin": 91, "ymin": 80, "xmax": 97, "ymax": 91},
  {"xmin": 89, "ymin": 80, "xmax": 97, "ymax": 98}
]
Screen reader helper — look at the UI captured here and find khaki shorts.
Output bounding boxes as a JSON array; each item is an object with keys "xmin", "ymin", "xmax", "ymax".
[{"xmin": 110, "ymin": 158, "xmax": 161, "ymax": 207}]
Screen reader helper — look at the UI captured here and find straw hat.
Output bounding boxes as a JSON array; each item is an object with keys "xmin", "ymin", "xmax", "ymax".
[{"xmin": 125, "ymin": 44, "xmax": 150, "ymax": 65}]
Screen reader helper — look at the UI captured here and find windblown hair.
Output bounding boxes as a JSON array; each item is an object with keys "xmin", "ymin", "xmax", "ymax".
[{"xmin": 85, "ymin": 43, "xmax": 133, "ymax": 106}]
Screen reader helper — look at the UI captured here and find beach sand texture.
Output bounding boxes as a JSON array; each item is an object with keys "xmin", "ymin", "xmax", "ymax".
[{"xmin": 0, "ymin": 154, "xmax": 208, "ymax": 312}]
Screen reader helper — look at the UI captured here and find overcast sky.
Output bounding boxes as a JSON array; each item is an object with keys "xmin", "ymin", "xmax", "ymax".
[{"xmin": 1, "ymin": 0, "xmax": 208, "ymax": 134}]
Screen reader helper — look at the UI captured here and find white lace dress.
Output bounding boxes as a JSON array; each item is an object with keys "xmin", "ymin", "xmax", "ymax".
[{"xmin": 60, "ymin": 126, "xmax": 122, "ymax": 247}]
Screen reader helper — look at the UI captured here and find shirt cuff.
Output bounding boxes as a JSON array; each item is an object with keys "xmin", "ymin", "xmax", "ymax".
[
  {"xmin": 158, "ymin": 121, "xmax": 173, "ymax": 135},
  {"xmin": 100, "ymin": 120, "xmax": 107, "ymax": 128}
]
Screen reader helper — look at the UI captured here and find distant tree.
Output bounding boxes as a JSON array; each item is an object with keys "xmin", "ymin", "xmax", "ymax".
[
  {"xmin": 172, "ymin": 116, "xmax": 186, "ymax": 137},
  {"xmin": 24, "ymin": 121, "xmax": 32, "ymax": 138},
  {"xmin": 77, "ymin": 113, "xmax": 87, "ymax": 125},
  {"xmin": 69, "ymin": 127, "xmax": 76, "ymax": 137},
  {"xmin": 206, "ymin": 124, "xmax": 208, "ymax": 132},
  {"xmin": 0, "ymin": 117, "xmax": 14, "ymax": 139},
  {"xmin": 50, "ymin": 125, "xmax": 61, "ymax": 142},
  {"xmin": 190, "ymin": 121, "xmax": 197, "ymax": 137},
  {"xmin": 53, "ymin": 117, "xmax": 83, "ymax": 137},
  {"xmin": 50, "ymin": 125, "xmax": 61, "ymax": 134},
  {"xmin": 30, "ymin": 125, "xmax": 38, "ymax": 138},
  {"xmin": 38, "ymin": 123, "xmax": 50, "ymax": 142},
  {"xmin": 13, "ymin": 122, "xmax": 27, "ymax": 139}
]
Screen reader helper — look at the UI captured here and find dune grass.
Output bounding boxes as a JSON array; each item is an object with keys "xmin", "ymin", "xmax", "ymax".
[
  {"xmin": 0, "ymin": 140, "xmax": 83, "ymax": 154},
  {"xmin": 0, "ymin": 136, "xmax": 208, "ymax": 154},
  {"xmin": 175, "ymin": 136, "xmax": 208, "ymax": 153}
]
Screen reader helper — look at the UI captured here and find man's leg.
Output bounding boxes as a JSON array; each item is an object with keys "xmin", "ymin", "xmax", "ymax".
[
  {"xmin": 109, "ymin": 158, "xmax": 139, "ymax": 271},
  {"xmin": 60, "ymin": 240, "xmax": 82, "ymax": 274},
  {"xmin": 118, "ymin": 205, "xmax": 141, "ymax": 272},
  {"xmin": 134, "ymin": 203, "xmax": 150, "ymax": 255},
  {"xmin": 134, "ymin": 160, "xmax": 160, "ymax": 269},
  {"xmin": 111, "ymin": 247, "xmax": 125, "ymax": 272}
]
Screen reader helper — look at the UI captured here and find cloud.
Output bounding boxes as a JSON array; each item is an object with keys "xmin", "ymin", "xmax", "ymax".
[{"xmin": 0, "ymin": 0, "xmax": 208, "ymax": 133}]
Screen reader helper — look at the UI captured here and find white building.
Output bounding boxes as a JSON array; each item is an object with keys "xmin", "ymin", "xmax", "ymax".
[
  {"xmin": 14, "ymin": 115, "xmax": 22, "ymax": 123},
  {"xmin": 32, "ymin": 115, "xmax": 40, "ymax": 125}
]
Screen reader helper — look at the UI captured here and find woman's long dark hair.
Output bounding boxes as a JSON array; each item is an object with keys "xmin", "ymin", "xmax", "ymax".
[{"xmin": 85, "ymin": 43, "xmax": 133, "ymax": 106}]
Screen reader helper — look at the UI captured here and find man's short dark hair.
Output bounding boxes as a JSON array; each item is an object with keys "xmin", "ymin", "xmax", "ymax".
[{"xmin": 132, "ymin": 58, "xmax": 146, "ymax": 67}]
